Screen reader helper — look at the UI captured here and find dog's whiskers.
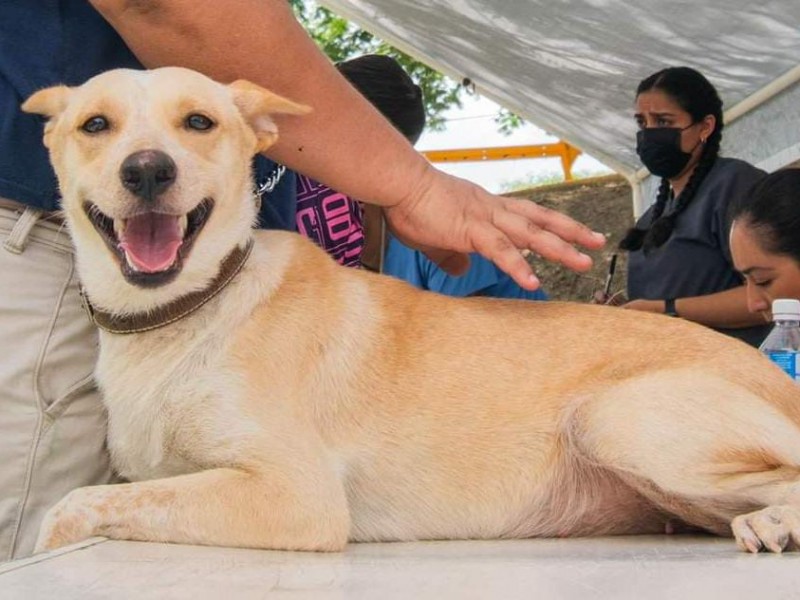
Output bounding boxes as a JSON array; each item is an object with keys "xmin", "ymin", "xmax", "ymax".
[{"xmin": 87, "ymin": 204, "xmax": 104, "ymax": 221}]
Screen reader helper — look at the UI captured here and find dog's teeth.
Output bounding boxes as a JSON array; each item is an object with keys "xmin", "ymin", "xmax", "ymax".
[
  {"xmin": 179, "ymin": 215, "xmax": 188, "ymax": 236},
  {"xmin": 114, "ymin": 219, "xmax": 125, "ymax": 239},
  {"xmin": 124, "ymin": 252, "xmax": 141, "ymax": 272}
]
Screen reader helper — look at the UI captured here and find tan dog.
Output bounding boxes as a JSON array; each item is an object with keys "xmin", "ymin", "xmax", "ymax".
[{"xmin": 23, "ymin": 67, "xmax": 800, "ymax": 555}]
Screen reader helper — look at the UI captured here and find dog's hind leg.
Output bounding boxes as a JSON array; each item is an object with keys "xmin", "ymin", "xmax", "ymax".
[
  {"xmin": 34, "ymin": 465, "xmax": 351, "ymax": 553},
  {"xmin": 569, "ymin": 370, "xmax": 800, "ymax": 552}
]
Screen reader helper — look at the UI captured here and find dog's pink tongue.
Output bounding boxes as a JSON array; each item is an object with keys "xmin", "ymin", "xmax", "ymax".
[{"xmin": 119, "ymin": 213, "xmax": 182, "ymax": 273}]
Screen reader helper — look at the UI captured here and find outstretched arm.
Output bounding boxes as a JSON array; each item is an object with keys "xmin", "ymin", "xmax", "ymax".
[
  {"xmin": 89, "ymin": 0, "xmax": 605, "ymax": 288},
  {"xmin": 624, "ymin": 286, "xmax": 766, "ymax": 329}
]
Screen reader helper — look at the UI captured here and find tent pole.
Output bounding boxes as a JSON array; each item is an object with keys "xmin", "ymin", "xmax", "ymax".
[{"xmin": 725, "ymin": 64, "xmax": 800, "ymax": 125}]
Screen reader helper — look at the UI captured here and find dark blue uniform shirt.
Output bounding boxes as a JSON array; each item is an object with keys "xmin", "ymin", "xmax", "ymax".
[
  {"xmin": 628, "ymin": 157, "xmax": 770, "ymax": 346},
  {"xmin": 0, "ymin": 0, "xmax": 295, "ymax": 229}
]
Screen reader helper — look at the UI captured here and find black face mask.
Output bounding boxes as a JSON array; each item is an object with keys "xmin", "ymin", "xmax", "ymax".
[{"xmin": 635, "ymin": 125, "xmax": 695, "ymax": 179}]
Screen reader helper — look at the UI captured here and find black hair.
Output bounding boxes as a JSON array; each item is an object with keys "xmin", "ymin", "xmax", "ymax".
[
  {"xmin": 619, "ymin": 66, "xmax": 724, "ymax": 254},
  {"xmin": 336, "ymin": 54, "xmax": 426, "ymax": 144},
  {"xmin": 728, "ymin": 168, "xmax": 800, "ymax": 263}
]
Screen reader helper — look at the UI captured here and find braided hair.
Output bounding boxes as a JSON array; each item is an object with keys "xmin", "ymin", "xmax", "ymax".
[{"xmin": 619, "ymin": 67, "xmax": 724, "ymax": 254}]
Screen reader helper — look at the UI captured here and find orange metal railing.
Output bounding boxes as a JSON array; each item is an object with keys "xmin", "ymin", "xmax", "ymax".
[{"xmin": 422, "ymin": 141, "xmax": 582, "ymax": 181}]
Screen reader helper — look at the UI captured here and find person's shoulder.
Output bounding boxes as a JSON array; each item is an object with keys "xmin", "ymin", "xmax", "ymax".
[
  {"xmin": 705, "ymin": 157, "xmax": 766, "ymax": 195},
  {"xmin": 711, "ymin": 157, "xmax": 766, "ymax": 181},
  {"xmin": 703, "ymin": 157, "xmax": 767, "ymax": 217}
]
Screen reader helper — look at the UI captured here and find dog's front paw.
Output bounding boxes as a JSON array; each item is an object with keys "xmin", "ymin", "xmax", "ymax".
[
  {"xmin": 732, "ymin": 505, "xmax": 800, "ymax": 553},
  {"xmin": 35, "ymin": 488, "xmax": 103, "ymax": 554}
]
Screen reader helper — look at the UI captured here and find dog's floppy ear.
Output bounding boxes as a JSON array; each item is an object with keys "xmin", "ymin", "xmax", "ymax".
[
  {"xmin": 22, "ymin": 85, "xmax": 73, "ymax": 118},
  {"xmin": 229, "ymin": 80, "xmax": 311, "ymax": 153},
  {"xmin": 22, "ymin": 85, "xmax": 74, "ymax": 148}
]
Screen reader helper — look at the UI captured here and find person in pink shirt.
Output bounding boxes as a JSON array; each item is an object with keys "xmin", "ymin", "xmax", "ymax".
[{"xmin": 295, "ymin": 54, "xmax": 425, "ymax": 268}]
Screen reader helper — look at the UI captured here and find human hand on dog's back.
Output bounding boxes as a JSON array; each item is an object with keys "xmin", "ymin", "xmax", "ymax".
[
  {"xmin": 379, "ymin": 166, "xmax": 605, "ymax": 289},
  {"xmin": 90, "ymin": 0, "xmax": 606, "ymax": 290}
]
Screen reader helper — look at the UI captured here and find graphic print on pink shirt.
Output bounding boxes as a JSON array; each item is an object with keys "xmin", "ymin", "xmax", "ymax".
[{"xmin": 295, "ymin": 174, "xmax": 364, "ymax": 267}]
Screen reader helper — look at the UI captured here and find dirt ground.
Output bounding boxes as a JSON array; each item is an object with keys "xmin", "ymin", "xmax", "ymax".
[{"xmin": 504, "ymin": 175, "xmax": 634, "ymax": 302}]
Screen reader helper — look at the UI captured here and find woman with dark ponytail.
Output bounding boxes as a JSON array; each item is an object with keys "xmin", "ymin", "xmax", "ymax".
[
  {"xmin": 619, "ymin": 66, "xmax": 770, "ymax": 346},
  {"xmin": 729, "ymin": 169, "xmax": 800, "ymax": 316}
]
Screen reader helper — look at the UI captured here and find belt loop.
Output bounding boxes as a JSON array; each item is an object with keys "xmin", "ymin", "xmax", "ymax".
[{"xmin": 3, "ymin": 206, "xmax": 43, "ymax": 254}]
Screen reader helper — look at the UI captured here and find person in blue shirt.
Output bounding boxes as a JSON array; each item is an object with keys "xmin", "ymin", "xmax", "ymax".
[
  {"xmin": 384, "ymin": 237, "xmax": 549, "ymax": 300},
  {"xmin": 0, "ymin": 1, "xmax": 601, "ymax": 560},
  {"xmin": 328, "ymin": 55, "xmax": 548, "ymax": 300}
]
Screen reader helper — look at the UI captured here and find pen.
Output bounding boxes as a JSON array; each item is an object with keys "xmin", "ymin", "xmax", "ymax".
[{"xmin": 603, "ymin": 253, "xmax": 618, "ymax": 297}]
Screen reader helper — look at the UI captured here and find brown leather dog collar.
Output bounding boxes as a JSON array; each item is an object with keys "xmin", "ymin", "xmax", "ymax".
[{"xmin": 81, "ymin": 239, "xmax": 254, "ymax": 335}]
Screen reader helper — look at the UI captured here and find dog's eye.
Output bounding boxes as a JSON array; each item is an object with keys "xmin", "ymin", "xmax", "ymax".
[
  {"xmin": 185, "ymin": 114, "xmax": 215, "ymax": 131},
  {"xmin": 81, "ymin": 116, "xmax": 110, "ymax": 134}
]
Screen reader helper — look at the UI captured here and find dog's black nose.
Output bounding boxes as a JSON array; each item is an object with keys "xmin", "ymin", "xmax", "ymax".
[{"xmin": 119, "ymin": 150, "xmax": 177, "ymax": 201}]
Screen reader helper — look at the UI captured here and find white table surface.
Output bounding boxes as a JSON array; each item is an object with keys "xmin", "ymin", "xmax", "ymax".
[{"xmin": 1, "ymin": 535, "xmax": 799, "ymax": 599}]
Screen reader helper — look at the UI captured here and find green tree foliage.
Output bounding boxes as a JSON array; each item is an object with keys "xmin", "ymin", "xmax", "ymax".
[
  {"xmin": 494, "ymin": 107, "xmax": 525, "ymax": 136},
  {"xmin": 290, "ymin": 0, "xmax": 522, "ymax": 133}
]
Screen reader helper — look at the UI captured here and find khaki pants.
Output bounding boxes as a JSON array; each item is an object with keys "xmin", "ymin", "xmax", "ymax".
[{"xmin": 0, "ymin": 204, "xmax": 114, "ymax": 561}]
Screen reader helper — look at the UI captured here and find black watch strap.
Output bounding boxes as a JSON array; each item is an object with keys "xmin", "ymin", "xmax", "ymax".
[{"xmin": 665, "ymin": 298, "xmax": 679, "ymax": 317}]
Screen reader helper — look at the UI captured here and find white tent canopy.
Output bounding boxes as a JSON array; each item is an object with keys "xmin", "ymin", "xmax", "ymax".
[{"xmin": 320, "ymin": 0, "xmax": 800, "ymax": 214}]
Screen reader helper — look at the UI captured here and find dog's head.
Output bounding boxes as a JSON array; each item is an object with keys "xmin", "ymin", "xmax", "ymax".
[{"xmin": 23, "ymin": 67, "xmax": 308, "ymax": 311}]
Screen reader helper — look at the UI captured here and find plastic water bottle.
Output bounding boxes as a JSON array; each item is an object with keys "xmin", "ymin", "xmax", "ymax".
[{"xmin": 759, "ymin": 299, "xmax": 800, "ymax": 382}]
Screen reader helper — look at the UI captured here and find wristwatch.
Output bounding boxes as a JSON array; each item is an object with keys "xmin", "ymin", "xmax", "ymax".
[{"xmin": 664, "ymin": 298, "xmax": 679, "ymax": 317}]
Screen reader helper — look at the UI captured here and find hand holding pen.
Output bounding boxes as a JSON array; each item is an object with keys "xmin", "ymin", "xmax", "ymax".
[{"xmin": 592, "ymin": 253, "xmax": 626, "ymax": 305}]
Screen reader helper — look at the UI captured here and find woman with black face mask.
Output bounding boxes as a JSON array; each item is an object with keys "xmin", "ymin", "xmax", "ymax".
[{"xmin": 615, "ymin": 66, "xmax": 771, "ymax": 347}]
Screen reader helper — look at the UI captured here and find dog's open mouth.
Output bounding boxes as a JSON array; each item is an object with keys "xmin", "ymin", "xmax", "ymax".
[{"xmin": 83, "ymin": 199, "xmax": 214, "ymax": 287}]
